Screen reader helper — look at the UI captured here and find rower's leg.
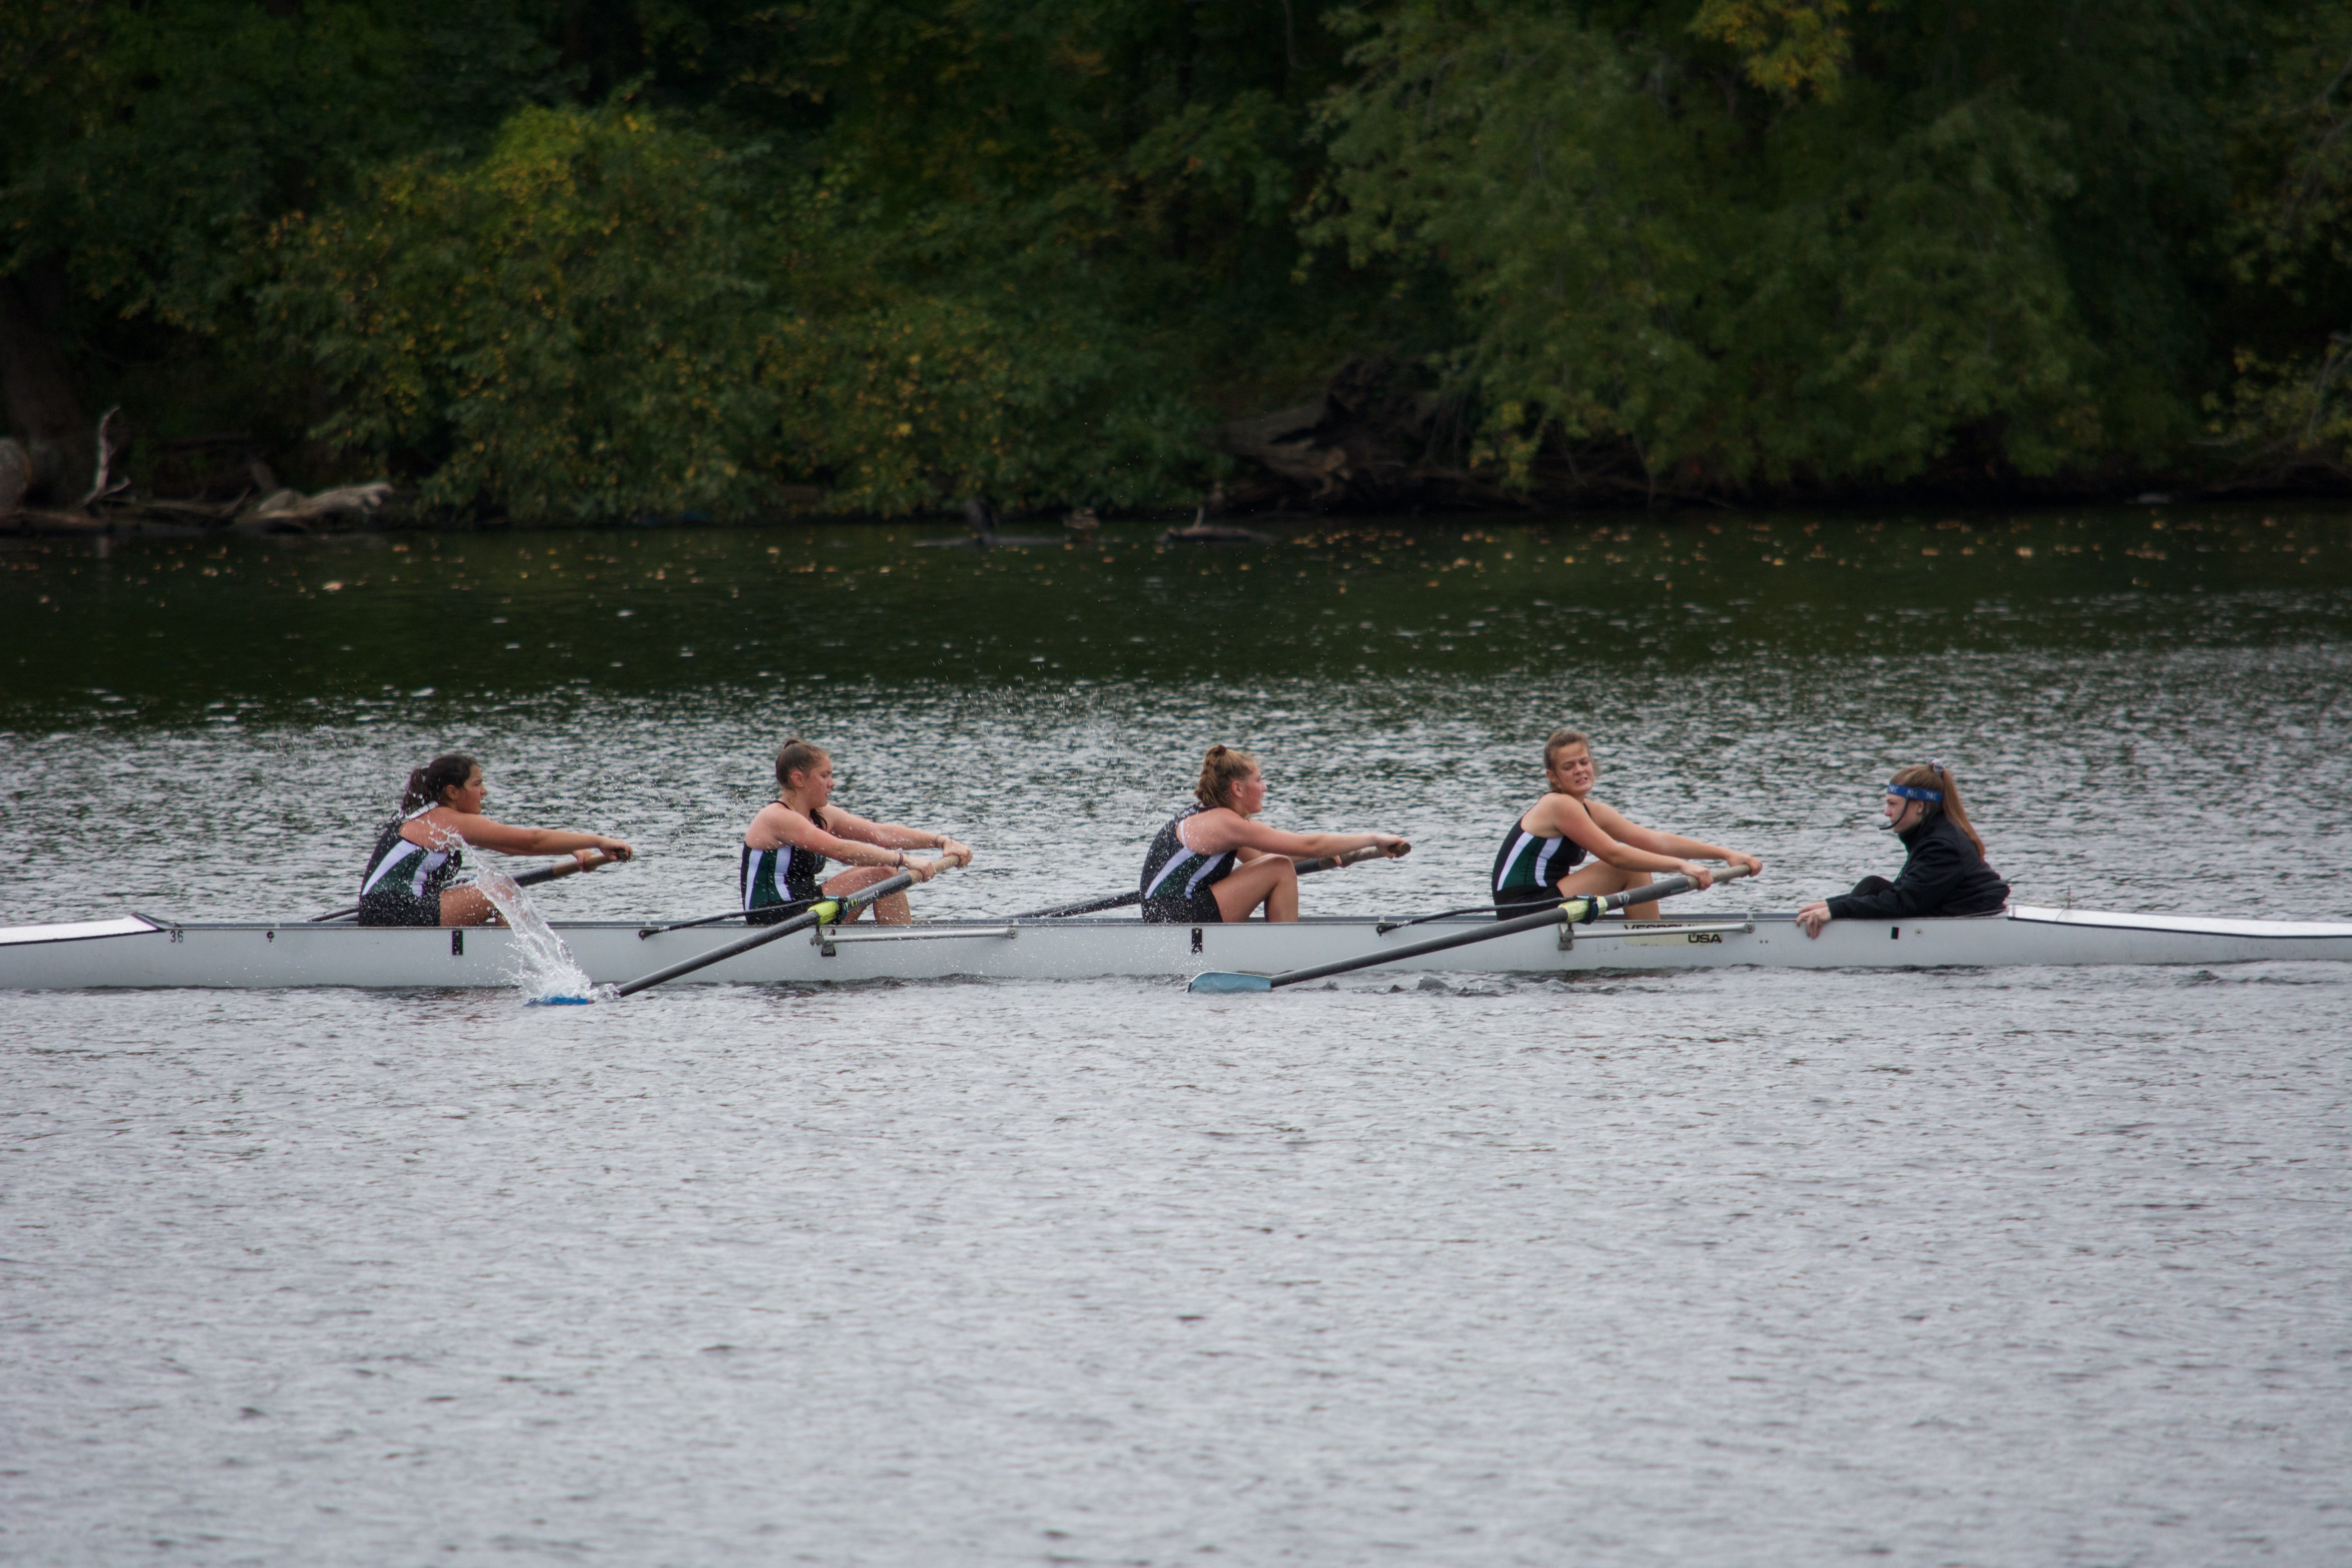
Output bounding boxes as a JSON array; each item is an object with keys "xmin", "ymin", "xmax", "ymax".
[
  {"xmin": 1209, "ymin": 856, "xmax": 1300, "ymax": 922},
  {"xmin": 439, "ymin": 887, "xmax": 500, "ymax": 926},
  {"xmin": 1553, "ymin": 862, "xmax": 1657, "ymax": 920},
  {"xmin": 822, "ymin": 866, "xmax": 909, "ymax": 924}
]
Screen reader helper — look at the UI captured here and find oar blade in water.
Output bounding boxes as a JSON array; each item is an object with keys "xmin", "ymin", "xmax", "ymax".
[{"xmin": 1186, "ymin": 971, "xmax": 1274, "ymax": 995}]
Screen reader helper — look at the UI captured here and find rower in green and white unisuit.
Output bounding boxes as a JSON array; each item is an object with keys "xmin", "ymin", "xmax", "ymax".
[
  {"xmin": 1140, "ymin": 745, "xmax": 1409, "ymax": 923},
  {"xmin": 1492, "ymin": 729, "xmax": 1763, "ymax": 919},
  {"xmin": 358, "ymin": 752, "xmax": 634, "ymax": 927},
  {"xmin": 741, "ymin": 739, "xmax": 972, "ymax": 927}
]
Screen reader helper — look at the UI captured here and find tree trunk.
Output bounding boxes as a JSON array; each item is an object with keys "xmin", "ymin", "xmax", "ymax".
[{"xmin": 0, "ymin": 262, "xmax": 92, "ymax": 503}]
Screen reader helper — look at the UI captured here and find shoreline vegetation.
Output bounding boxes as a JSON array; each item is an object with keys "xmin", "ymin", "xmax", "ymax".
[{"xmin": 6, "ymin": 3, "xmax": 2352, "ymax": 534}]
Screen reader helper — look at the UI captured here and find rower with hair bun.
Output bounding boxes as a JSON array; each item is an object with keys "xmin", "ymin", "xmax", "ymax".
[
  {"xmin": 1139, "ymin": 745, "xmax": 1409, "ymax": 924},
  {"xmin": 358, "ymin": 752, "xmax": 634, "ymax": 927},
  {"xmin": 1797, "ymin": 761, "xmax": 2008, "ymax": 938},
  {"xmin": 742, "ymin": 739, "xmax": 972, "ymax": 927}
]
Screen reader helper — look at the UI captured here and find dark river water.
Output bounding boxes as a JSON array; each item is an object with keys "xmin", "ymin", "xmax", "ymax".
[{"xmin": 3, "ymin": 506, "xmax": 2347, "ymax": 1564}]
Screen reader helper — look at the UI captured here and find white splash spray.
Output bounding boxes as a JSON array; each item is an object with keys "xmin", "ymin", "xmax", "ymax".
[{"xmin": 465, "ymin": 862, "xmax": 603, "ymax": 1003}]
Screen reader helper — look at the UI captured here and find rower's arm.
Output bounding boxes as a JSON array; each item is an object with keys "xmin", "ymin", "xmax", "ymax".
[
  {"xmin": 1824, "ymin": 837, "xmax": 1963, "ymax": 919},
  {"xmin": 788, "ymin": 812, "xmax": 924, "ymax": 871},
  {"xmin": 1559, "ymin": 800, "xmax": 1701, "ymax": 875},
  {"xmin": 1205, "ymin": 816, "xmax": 1403, "ymax": 861},
  {"xmin": 847, "ymin": 816, "xmax": 965, "ymax": 856},
  {"xmin": 421, "ymin": 812, "xmax": 631, "ymax": 858},
  {"xmin": 1613, "ymin": 821, "xmax": 1763, "ymax": 873},
  {"xmin": 795, "ymin": 808, "xmax": 969, "ymax": 869}
]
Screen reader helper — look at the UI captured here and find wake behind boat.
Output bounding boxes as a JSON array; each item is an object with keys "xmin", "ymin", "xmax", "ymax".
[{"xmin": 3, "ymin": 904, "xmax": 2349, "ymax": 989}]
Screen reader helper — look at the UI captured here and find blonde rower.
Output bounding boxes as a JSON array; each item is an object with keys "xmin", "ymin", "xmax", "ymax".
[
  {"xmin": 1492, "ymin": 729, "xmax": 1762, "ymax": 919},
  {"xmin": 1140, "ymin": 745, "xmax": 1409, "ymax": 923},
  {"xmin": 741, "ymin": 739, "xmax": 973, "ymax": 927}
]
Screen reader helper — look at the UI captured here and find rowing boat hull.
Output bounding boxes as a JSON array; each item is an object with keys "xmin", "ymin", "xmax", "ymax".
[{"xmin": 2, "ymin": 906, "xmax": 2349, "ymax": 990}]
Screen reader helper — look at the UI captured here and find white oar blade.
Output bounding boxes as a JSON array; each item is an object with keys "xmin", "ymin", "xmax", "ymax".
[{"xmin": 1187, "ymin": 971, "xmax": 1274, "ymax": 995}]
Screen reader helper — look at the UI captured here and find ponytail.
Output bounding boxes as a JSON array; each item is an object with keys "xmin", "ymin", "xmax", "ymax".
[
  {"xmin": 774, "ymin": 737, "xmax": 829, "ymax": 795},
  {"xmin": 1889, "ymin": 760, "xmax": 1985, "ymax": 858},
  {"xmin": 401, "ymin": 752, "xmax": 478, "ymax": 813},
  {"xmin": 1195, "ymin": 744, "xmax": 1259, "ymax": 810}
]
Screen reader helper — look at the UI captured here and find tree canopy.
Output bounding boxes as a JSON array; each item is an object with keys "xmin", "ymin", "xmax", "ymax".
[{"xmin": 4, "ymin": 0, "xmax": 2349, "ymax": 518}]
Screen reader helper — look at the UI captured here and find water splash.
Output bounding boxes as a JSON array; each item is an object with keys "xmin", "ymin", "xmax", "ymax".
[{"xmin": 465, "ymin": 863, "xmax": 605, "ymax": 1004}]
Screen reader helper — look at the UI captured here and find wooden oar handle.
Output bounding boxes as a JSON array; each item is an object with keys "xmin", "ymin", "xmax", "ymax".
[
  {"xmin": 308, "ymin": 847, "xmax": 632, "ymax": 922},
  {"xmin": 1295, "ymin": 843, "xmax": 1404, "ymax": 875},
  {"xmin": 1633, "ymin": 859, "xmax": 1754, "ymax": 904}
]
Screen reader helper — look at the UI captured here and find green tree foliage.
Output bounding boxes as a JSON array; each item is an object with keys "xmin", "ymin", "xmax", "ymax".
[
  {"xmin": 2210, "ymin": 12, "xmax": 2352, "ymax": 474},
  {"xmin": 4, "ymin": 0, "xmax": 2351, "ymax": 514},
  {"xmin": 263, "ymin": 104, "xmax": 1203, "ymax": 516},
  {"xmin": 263, "ymin": 108, "xmax": 788, "ymax": 521},
  {"xmin": 1308, "ymin": 0, "xmax": 2290, "ymax": 491},
  {"xmin": 4, "ymin": 0, "xmax": 557, "ymax": 328}
]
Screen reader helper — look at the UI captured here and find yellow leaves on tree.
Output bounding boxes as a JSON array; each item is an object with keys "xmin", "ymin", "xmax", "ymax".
[{"xmin": 1689, "ymin": 0, "xmax": 1855, "ymax": 100}]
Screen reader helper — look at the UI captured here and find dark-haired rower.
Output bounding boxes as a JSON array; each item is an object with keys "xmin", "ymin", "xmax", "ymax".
[{"xmin": 358, "ymin": 752, "xmax": 633, "ymax": 927}]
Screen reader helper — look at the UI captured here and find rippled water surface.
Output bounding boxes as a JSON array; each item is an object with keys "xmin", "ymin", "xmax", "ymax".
[{"xmin": 4, "ymin": 507, "xmax": 2348, "ymax": 1564}]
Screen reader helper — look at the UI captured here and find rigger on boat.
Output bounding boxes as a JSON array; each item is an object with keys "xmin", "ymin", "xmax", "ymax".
[{"xmin": 4, "ymin": 747, "xmax": 2350, "ymax": 990}]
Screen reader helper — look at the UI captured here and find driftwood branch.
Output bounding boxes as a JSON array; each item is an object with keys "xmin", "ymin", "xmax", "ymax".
[
  {"xmin": 138, "ymin": 492, "xmax": 250, "ymax": 519},
  {"xmin": 241, "ymin": 481, "xmax": 395, "ymax": 524},
  {"xmin": 76, "ymin": 405, "xmax": 128, "ymax": 509},
  {"xmin": 3, "ymin": 470, "xmax": 396, "ymax": 535}
]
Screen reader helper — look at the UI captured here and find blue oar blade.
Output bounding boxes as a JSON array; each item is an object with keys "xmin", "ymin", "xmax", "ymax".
[
  {"xmin": 1187, "ymin": 971, "xmax": 1274, "ymax": 995},
  {"xmin": 528, "ymin": 994, "xmax": 597, "ymax": 1006}
]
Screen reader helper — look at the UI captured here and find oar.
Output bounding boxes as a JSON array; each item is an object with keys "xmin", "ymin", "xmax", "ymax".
[
  {"xmin": 1372, "ymin": 889, "xmax": 1697, "ymax": 931},
  {"xmin": 1188, "ymin": 863, "xmax": 1757, "ymax": 995},
  {"xmin": 308, "ymin": 851, "xmax": 623, "ymax": 923},
  {"xmin": 637, "ymin": 905, "xmax": 777, "ymax": 938},
  {"xmin": 1009, "ymin": 889, "xmax": 1143, "ymax": 920},
  {"xmin": 1009, "ymin": 844, "xmax": 1399, "ymax": 920},
  {"xmin": 1377, "ymin": 901, "xmax": 1538, "ymax": 933},
  {"xmin": 612, "ymin": 869, "xmax": 919, "ymax": 998}
]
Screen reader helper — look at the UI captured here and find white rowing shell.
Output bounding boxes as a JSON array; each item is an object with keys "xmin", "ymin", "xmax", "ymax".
[{"xmin": 0, "ymin": 906, "xmax": 2348, "ymax": 989}]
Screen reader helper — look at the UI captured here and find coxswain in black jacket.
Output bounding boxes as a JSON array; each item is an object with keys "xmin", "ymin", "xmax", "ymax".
[{"xmin": 1824, "ymin": 812, "xmax": 2008, "ymax": 920}]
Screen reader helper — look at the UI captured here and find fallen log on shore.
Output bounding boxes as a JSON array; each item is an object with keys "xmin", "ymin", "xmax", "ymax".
[{"xmin": 2, "ymin": 477, "xmax": 395, "ymax": 537}]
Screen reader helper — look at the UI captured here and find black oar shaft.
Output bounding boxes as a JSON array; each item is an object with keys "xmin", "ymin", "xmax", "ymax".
[
  {"xmin": 1269, "ymin": 902, "xmax": 1579, "ymax": 989},
  {"xmin": 1377, "ymin": 902, "xmax": 1525, "ymax": 933},
  {"xmin": 615, "ymin": 871, "xmax": 915, "ymax": 997},
  {"xmin": 1011, "ymin": 890, "xmax": 1140, "ymax": 920},
  {"xmin": 1291, "ymin": 846, "xmax": 1386, "ymax": 876},
  {"xmin": 307, "ymin": 858, "xmax": 589, "ymax": 924},
  {"xmin": 1255, "ymin": 865, "xmax": 1751, "ymax": 991},
  {"xmin": 1013, "ymin": 845, "xmax": 1391, "ymax": 921},
  {"xmin": 640, "ymin": 905, "xmax": 774, "ymax": 936}
]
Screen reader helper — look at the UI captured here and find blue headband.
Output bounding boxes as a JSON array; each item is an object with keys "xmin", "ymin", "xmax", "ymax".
[{"xmin": 1886, "ymin": 783, "xmax": 1943, "ymax": 803}]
